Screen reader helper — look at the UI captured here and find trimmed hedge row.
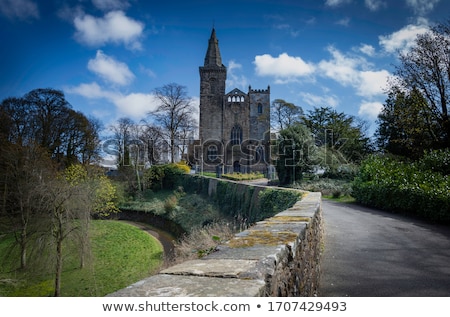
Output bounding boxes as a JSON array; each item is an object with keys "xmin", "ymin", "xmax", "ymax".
[
  {"xmin": 180, "ymin": 175, "xmax": 302, "ymax": 225},
  {"xmin": 352, "ymin": 154, "xmax": 450, "ymax": 223},
  {"xmin": 133, "ymin": 167, "xmax": 303, "ymax": 230}
]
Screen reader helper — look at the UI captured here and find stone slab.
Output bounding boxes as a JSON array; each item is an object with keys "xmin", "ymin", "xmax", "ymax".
[
  {"xmin": 160, "ymin": 259, "xmax": 258, "ymax": 278},
  {"xmin": 107, "ymin": 274, "xmax": 265, "ymax": 297}
]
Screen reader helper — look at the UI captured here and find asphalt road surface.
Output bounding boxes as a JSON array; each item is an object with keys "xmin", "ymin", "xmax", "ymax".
[{"xmin": 319, "ymin": 199, "xmax": 450, "ymax": 297}]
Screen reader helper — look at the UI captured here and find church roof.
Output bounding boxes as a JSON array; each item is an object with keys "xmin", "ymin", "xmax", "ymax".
[
  {"xmin": 203, "ymin": 28, "xmax": 224, "ymax": 68},
  {"xmin": 226, "ymin": 88, "xmax": 246, "ymax": 95}
]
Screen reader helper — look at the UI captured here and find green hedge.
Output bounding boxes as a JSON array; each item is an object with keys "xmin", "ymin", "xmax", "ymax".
[
  {"xmin": 143, "ymin": 163, "xmax": 190, "ymax": 191},
  {"xmin": 180, "ymin": 175, "xmax": 302, "ymax": 225},
  {"xmin": 352, "ymin": 154, "xmax": 450, "ymax": 223}
]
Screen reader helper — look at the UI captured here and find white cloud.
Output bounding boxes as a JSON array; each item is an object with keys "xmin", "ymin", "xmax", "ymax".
[
  {"xmin": 318, "ymin": 47, "xmax": 362, "ymax": 87},
  {"xmin": 365, "ymin": 0, "xmax": 386, "ymax": 11},
  {"xmin": 92, "ymin": 0, "xmax": 130, "ymax": 11},
  {"xmin": 358, "ymin": 101, "xmax": 383, "ymax": 119},
  {"xmin": 318, "ymin": 46, "xmax": 390, "ymax": 98},
  {"xmin": 325, "ymin": 0, "xmax": 352, "ymax": 7},
  {"xmin": 254, "ymin": 53, "xmax": 315, "ymax": 81},
  {"xmin": 73, "ymin": 10, "xmax": 144, "ymax": 50},
  {"xmin": 379, "ymin": 19, "xmax": 429, "ymax": 54},
  {"xmin": 88, "ymin": 50, "xmax": 135, "ymax": 86},
  {"xmin": 405, "ymin": 0, "xmax": 440, "ymax": 16},
  {"xmin": 358, "ymin": 70, "xmax": 390, "ymax": 96},
  {"xmin": 226, "ymin": 60, "xmax": 249, "ymax": 90},
  {"xmin": 66, "ymin": 82, "xmax": 157, "ymax": 119},
  {"xmin": 254, "ymin": 46, "xmax": 389, "ymax": 99},
  {"xmin": 301, "ymin": 92, "xmax": 339, "ymax": 108},
  {"xmin": 114, "ymin": 93, "xmax": 159, "ymax": 118},
  {"xmin": 0, "ymin": 0, "xmax": 39, "ymax": 20},
  {"xmin": 66, "ymin": 82, "xmax": 116, "ymax": 99},
  {"xmin": 358, "ymin": 44, "xmax": 376, "ymax": 56}
]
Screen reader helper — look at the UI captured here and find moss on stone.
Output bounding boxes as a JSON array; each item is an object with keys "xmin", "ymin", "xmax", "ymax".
[
  {"xmin": 227, "ymin": 230, "xmax": 298, "ymax": 248},
  {"xmin": 269, "ymin": 216, "xmax": 311, "ymax": 223}
]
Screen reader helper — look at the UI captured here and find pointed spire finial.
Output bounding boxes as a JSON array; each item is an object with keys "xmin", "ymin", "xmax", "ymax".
[{"xmin": 204, "ymin": 27, "xmax": 222, "ymax": 67}]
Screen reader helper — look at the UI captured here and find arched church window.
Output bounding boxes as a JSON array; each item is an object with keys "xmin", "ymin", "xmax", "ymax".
[
  {"xmin": 231, "ymin": 125, "xmax": 242, "ymax": 145},
  {"xmin": 256, "ymin": 145, "xmax": 264, "ymax": 162},
  {"xmin": 232, "ymin": 96, "xmax": 236, "ymax": 102},
  {"xmin": 240, "ymin": 96, "xmax": 245, "ymax": 102},
  {"xmin": 258, "ymin": 103, "xmax": 263, "ymax": 114},
  {"xmin": 228, "ymin": 96, "xmax": 231, "ymax": 102},
  {"xmin": 207, "ymin": 145, "xmax": 218, "ymax": 161}
]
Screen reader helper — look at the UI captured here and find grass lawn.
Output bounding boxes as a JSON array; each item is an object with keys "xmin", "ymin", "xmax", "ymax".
[{"xmin": 0, "ymin": 220, "xmax": 163, "ymax": 297}]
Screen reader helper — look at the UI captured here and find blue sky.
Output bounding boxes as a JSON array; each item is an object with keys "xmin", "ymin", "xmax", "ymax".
[{"xmin": 1, "ymin": 0, "xmax": 449, "ymax": 137}]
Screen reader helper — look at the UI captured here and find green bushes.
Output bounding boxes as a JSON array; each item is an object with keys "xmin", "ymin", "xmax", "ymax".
[
  {"xmin": 125, "ymin": 166, "xmax": 303, "ymax": 232},
  {"xmin": 258, "ymin": 188, "xmax": 303, "ymax": 219},
  {"xmin": 221, "ymin": 172, "xmax": 265, "ymax": 181},
  {"xmin": 144, "ymin": 162, "xmax": 190, "ymax": 191},
  {"xmin": 352, "ymin": 153, "xmax": 450, "ymax": 222},
  {"xmin": 214, "ymin": 181, "xmax": 260, "ymax": 224},
  {"xmin": 211, "ymin": 180, "xmax": 302, "ymax": 224}
]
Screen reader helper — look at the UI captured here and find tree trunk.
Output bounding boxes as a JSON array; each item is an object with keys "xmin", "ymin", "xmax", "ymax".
[
  {"xmin": 20, "ymin": 230, "xmax": 27, "ymax": 269},
  {"xmin": 54, "ymin": 217, "xmax": 63, "ymax": 297}
]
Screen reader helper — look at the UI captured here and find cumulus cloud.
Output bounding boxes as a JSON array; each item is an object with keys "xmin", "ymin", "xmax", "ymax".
[
  {"xmin": 406, "ymin": 0, "xmax": 440, "ymax": 16},
  {"xmin": 318, "ymin": 47, "xmax": 362, "ymax": 87},
  {"xmin": 318, "ymin": 46, "xmax": 389, "ymax": 98},
  {"xmin": 66, "ymin": 82, "xmax": 158, "ymax": 119},
  {"xmin": 254, "ymin": 53, "xmax": 315, "ymax": 82},
  {"xmin": 73, "ymin": 10, "xmax": 144, "ymax": 50},
  {"xmin": 301, "ymin": 92, "xmax": 339, "ymax": 108},
  {"xmin": 358, "ymin": 70, "xmax": 390, "ymax": 96},
  {"xmin": 113, "ymin": 93, "xmax": 159, "ymax": 118},
  {"xmin": 0, "ymin": 0, "xmax": 39, "ymax": 20},
  {"xmin": 254, "ymin": 46, "xmax": 389, "ymax": 100},
  {"xmin": 379, "ymin": 19, "xmax": 429, "ymax": 54},
  {"xmin": 88, "ymin": 50, "xmax": 135, "ymax": 86},
  {"xmin": 358, "ymin": 101, "xmax": 383, "ymax": 119},
  {"xmin": 358, "ymin": 44, "xmax": 376, "ymax": 56}
]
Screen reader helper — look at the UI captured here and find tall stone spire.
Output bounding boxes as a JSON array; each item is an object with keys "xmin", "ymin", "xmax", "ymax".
[
  {"xmin": 203, "ymin": 28, "xmax": 223, "ymax": 67},
  {"xmin": 199, "ymin": 28, "xmax": 227, "ymax": 144}
]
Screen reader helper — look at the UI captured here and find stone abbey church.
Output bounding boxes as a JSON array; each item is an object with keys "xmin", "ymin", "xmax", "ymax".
[{"xmin": 194, "ymin": 28, "xmax": 271, "ymax": 173}]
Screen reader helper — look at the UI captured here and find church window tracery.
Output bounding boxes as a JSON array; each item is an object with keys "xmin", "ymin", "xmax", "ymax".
[{"xmin": 231, "ymin": 125, "xmax": 242, "ymax": 145}]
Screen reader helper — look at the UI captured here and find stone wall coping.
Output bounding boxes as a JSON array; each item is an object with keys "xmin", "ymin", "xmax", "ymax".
[{"xmin": 107, "ymin": 185, "xmax": 322, "ymax": 297}]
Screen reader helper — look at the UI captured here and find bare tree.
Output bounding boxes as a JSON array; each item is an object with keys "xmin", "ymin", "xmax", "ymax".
[
  {"xmin": 0, "ymin": 143, "xmax": 53, "ymax": 269},
  {"xmin": 139, "ymin": 122, "xmax": 164, "ymax": 165},
  {"xmin": 109, "ymin": 117, "xmax": 135, "ymax": 167},
  {"xmin": 395, "ymin": 21, "xmax": 450, "ymax": 148},
  {"xmin": 150, "ymin": 83, "xmax": 197, "ymax": 163}
]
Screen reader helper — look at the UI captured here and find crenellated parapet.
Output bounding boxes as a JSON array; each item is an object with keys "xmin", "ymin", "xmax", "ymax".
[{"xmin": 248, "ymin": 85, "xmax": 270, "ymax": 94}]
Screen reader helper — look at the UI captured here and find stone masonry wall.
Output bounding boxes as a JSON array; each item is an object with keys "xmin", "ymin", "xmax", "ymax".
[{"xmin": 107, "ymin": 181, "xmax": 322, "ymax": 297}]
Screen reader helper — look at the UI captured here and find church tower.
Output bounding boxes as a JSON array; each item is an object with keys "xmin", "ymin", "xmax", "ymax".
[
  {"xmin": 199, "ymin": 28, "xmax": 227, "ymax": 143},
  {"xmin": 195, "ymin": 28, "xmax": 271, "ymax": 174}
]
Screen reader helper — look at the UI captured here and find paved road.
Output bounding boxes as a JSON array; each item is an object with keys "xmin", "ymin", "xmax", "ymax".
[{"xmin": 319, "ymin": 199, "xmax": 450, "ymax": 297}]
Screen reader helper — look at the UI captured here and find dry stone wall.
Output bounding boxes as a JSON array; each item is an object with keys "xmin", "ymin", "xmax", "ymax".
[{"xmin": 108, "ymin": 180, "xmax": 322, "ymax": 297}]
